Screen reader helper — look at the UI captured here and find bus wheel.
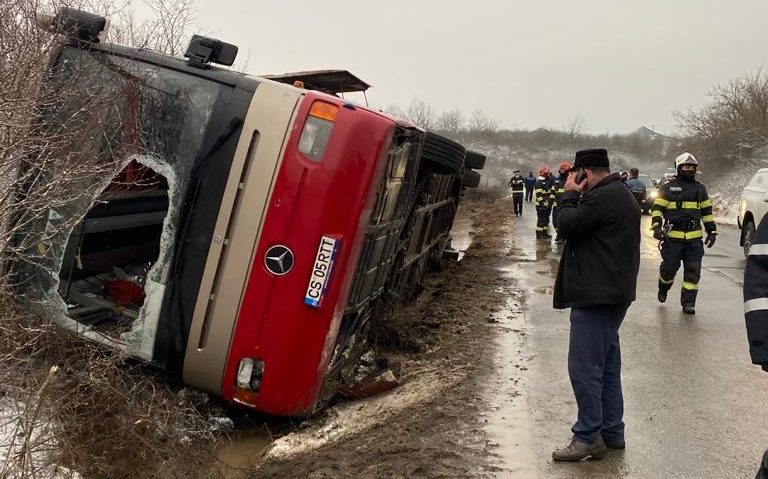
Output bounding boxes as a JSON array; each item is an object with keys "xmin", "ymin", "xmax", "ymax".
[
  {"xmin": 464, "ymin": 150, "xmax": 486, "ymax": 170},
  {"xmin": 421, "ymin": 131, "xmax": 466, "ymax": 175},
  {"xmin": 462, "ymin": 169, "xmax": 481, "ymax": 188}
]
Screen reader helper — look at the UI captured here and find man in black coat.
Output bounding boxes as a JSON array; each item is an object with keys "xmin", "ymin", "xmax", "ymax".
[
  {"xmin": 551, "ymin": 149, "xmax": 641, "ymax": 462},
  {"xmin": 743, "ymin": 213, "xmax": 768, "ymax": 478}
]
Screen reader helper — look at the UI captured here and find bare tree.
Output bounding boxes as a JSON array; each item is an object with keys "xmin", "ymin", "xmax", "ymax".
[
  {"xmin": 405, "ymin": 100, "xmax": 435, "ymax": 130},
  {"xmin": 467, "ymin": 109, "xmax": 499, "ymax": 135},
  {"xmin": 565, "ymin": 116, "xmax": 588, "ymax": 142},
  {"xmin": 676, "ymin": 69, "xmax": 768, "ymax": 171},
  {"xmin": 436, "ymin": 109, "xmax": 464, "ymax": 133}
]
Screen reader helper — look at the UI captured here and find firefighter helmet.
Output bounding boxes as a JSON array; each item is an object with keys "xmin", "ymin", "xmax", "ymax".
[
  {"xmin": 559, "ymin": 161, "xmax": 571, "ymax": 172},
  {"xmin": 675, "ymin": 152, "xmax": 698, "ymax": 170},
  {"xmin": 539, "ymin": 166, "xmax": 550, "ymax": 177}
]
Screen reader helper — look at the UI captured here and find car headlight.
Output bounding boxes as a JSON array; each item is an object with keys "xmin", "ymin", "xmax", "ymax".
[{"xmin": 649, "ymin": 190, "xmax": 658, "ymax": 199}]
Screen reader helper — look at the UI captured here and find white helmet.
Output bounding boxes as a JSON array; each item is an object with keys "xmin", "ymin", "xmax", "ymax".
[{"xmin": 675, "ymin": 152, "xmax": 698, "ymax": 170}]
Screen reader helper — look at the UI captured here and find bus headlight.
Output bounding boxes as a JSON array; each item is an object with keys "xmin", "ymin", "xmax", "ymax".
[
  {"xmin": 236, "ymin": 358, "xmax": 264, "ymax": 392},
  {"xmin": 298, "ymin": 101, "xmax": 337, "ymax": 161}
]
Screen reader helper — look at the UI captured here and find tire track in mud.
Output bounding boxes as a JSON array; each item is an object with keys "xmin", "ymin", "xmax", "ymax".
[{"xmin": 250, "ymin": 197, "xmax": 524, "ymax": 479}]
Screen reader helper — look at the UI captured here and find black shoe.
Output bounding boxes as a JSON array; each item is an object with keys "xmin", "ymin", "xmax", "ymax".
[
  {"xmin": 658, "ymin": 289, "xmax": 667, "ymax": 303},
  {"xmin": 683, "ymin": 306, "xmax": 695, "ymax": 315}
]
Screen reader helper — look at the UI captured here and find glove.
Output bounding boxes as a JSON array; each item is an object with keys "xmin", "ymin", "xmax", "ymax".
[
  {"xmin": 705, "ymin": 232, "xmax": 717, "ymax": 248},
  {"xmin": 653, "ymin": 228, "xmax": 665, "ymax": 241}
]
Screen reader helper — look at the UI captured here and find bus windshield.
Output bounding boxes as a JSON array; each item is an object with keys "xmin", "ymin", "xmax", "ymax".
[{"xmin": 14, "ymin": 46, "xmax": 230, "ymax": 360}]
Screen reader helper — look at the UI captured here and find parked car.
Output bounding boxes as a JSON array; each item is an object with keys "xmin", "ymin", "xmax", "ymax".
[
  {"xmin": 10, "ymin": 8, "xmax": 483, "ymax": 416},
  {"xmin": 636, "ymin": 174, "xmax": 656, "ymax": 214},
  {"xmin": 738, "ymin": 168, "xmax": 768, "ymax": 257}
]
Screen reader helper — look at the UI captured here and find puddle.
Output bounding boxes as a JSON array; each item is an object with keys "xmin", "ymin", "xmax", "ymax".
[
  {"xmin": 449, "ymin": 207, "xmax": 474, "ymax": 259},
  {"xmin": 483, "ymin": 271, "xmax": 541, "ymax": 478},
  {"xmin": 213, "ymin": 428, "xmax": 274, "ymax": 478}
]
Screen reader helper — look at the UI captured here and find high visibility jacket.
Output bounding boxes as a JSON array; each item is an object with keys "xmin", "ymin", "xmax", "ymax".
[
  {"xmin": 553, "ymin": 173, "xmax": 567, "ymax": 206},
  {"xmin": 650, "ymin": 177, "xmax": 717, "ymax": 242},
  {"xmin": 509, "ymin": 175, "xmax": 525, "ymax": 194},
  {"xmin": 534, "ymin": 176, "xmax": 555, "ymax": 208},
  {"xmin": 744, "ymin": 213, "xmax": 768, "ymax": 371}
]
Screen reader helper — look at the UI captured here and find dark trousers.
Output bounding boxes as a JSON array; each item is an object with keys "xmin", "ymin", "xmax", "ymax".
[
  {"xmin": 513, "ymin": 194, "xmax": 523, "ymax": 215},
  {"xmin": 535, "ymin": 207, "xmax": 550, "ymax": 238},
  {"xmin": 569, "ymin": 304, "xmax": 628, "ymax": 444},
  {"xmin": 525, "ymin": 188, "xmax": 533, "ymax": 202},
  {"xmin": 552, "ymin": 204, "xmax": 559, "ymax": 233},
  {"xmin": 658, "ymin": 239, "xmax": 704, "ymax": 307}
]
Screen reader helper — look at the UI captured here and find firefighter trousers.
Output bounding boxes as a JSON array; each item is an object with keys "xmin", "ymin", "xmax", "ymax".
[
  {"xmin": 536, "ymin": 206, "xmax": 551, "ymax": 238},
  {"xmin": 513, "ymin": 193, "xmax": 523, "ymax": 216},
  {"xmin": 658, "ymin": 239, "xmax": 704, "ymax": 307}
]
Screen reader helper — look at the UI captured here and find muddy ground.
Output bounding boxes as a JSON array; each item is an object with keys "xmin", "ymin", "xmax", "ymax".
[{"xmin": 227, "ymin": 197, "xmax": 524, "ymax": 479}]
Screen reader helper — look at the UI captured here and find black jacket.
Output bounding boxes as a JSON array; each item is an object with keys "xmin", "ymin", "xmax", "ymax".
[
  {"xmin": 744, "ymin": 213, "xmax": 768, "ymax": 370},
  {"xmin": 553, "ymin": 173, "xmax": 641, "ymax": 309},
  {"xmin": 651, "ymin": 176, "xmax": 716, "ymax": 242}
]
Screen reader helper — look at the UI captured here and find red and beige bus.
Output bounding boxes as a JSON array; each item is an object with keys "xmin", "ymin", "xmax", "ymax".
[{"xmin": 12, "ymin": 8, "xmax": 483, "ymax": 416}]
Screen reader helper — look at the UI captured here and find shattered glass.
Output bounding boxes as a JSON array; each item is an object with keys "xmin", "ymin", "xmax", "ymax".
[{"xmin": 13, "ymin": 47, "xmax": 223, "ymax": 361}]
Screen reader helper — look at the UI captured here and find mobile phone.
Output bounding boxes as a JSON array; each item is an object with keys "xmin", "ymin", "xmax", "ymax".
[{"xmin": 574, "ymin": 169, "xmax": 587, "ymax": 184}]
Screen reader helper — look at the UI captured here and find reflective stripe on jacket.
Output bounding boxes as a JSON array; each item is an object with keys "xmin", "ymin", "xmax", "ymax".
[
  {"xmin": 553, "ymin": 173, "xmax": 567, "ymax": 206},
  {"xmin": 534, "ymin": 177, "xmax": 555, "ymax": 207},
  {"xmin": 509, "ymin": 175, "xmax": 525, "ymax": 194},
  {"xmin": 650, "ymin": 178, "xmax": 716, "ymax": 242}
]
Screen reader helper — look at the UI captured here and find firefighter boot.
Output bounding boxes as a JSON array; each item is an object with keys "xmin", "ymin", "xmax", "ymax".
[
  {"xmin": 683, "ymin": 305, "xmax": 696, "ymax": 315},
  {"xmin": 658, "ymin": 289, "xmax": 667, "ymax": 303}
]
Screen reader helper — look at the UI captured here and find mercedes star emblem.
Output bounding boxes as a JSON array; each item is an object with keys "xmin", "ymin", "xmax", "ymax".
[{"xmin": 264, "ymin": 245, "xmax": 294, "ymax": 276}]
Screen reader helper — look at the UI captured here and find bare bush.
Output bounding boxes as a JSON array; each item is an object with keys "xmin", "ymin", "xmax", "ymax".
[
  {"xmin": 0, "ymin": 2, "xmax": 226, "ymax": 478},
  {"xmin": 676, "ymin": 69, "xmax": 768, "ymax": 173}
]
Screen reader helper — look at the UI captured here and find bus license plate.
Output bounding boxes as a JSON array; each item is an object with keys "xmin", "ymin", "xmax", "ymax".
[{"xmin": 304, "ymin": 236, "xmax": 341, "ymax": 308}]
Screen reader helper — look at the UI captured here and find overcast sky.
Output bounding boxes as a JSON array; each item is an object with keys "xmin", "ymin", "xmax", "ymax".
[{"xmin": 140, "ymin": 0, "xmax": 768, "ymax": 134}]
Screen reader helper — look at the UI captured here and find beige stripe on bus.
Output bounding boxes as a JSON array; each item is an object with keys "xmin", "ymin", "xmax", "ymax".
[{"xmin": 183, "ymin": 82, "xmax": 302, "ymax": 393}]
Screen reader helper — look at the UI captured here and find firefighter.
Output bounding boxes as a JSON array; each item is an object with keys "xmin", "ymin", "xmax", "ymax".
[
  {"xmin": 744, "ymin": 213, "xmax": 768, "ymax": 479},
  {"xmin": 552, "ymin": 161, "xmax": 571, "ymax": 243},
  {"xmin": 509, "ymin": 170, "xmax": 526, "ymax": 216},
  {"xmin": 651, "ymin": 153, "xmax": 717, "ymax": 314},
  {"xmin": 535, "ymin": 166, "xmax": 555, "ymax": 239}
]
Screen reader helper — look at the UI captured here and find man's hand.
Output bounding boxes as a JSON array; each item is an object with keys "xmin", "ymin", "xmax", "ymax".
[
  {"xmin": 564, "ymin": 172, "xmax": 585, "ymax": 193},
  {"xmin": 653, "ymin": 228, "xmax": 665, "ymax": 241},
  {"xmin": 705, "ymin": 232, "xmax": 717, "ymax": 248}
]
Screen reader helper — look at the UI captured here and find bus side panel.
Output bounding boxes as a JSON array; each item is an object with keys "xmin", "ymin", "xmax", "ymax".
[{"xmin": 221, "ymin": 95, "xmax": 395, "ymax": 415}]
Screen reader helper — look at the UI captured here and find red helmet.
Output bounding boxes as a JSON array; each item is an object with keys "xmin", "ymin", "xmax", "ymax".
[
  {"xmin": 559, "ymin": 161, "xmax": 571, "ymax": 172},
  {"xmin": 539, "ymin": 166, "xmax": 550, "ymax": 177}
]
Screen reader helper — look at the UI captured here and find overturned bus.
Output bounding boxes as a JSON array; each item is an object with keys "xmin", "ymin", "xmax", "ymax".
[{"xmin": 11, "ymin": 8, "xmax": 485, "ymax": 416}]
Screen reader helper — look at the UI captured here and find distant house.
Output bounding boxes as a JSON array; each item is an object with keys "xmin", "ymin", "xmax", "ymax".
[{"xmin": 631, "ymin": 126, "xmax": 669, "ymax": 141}]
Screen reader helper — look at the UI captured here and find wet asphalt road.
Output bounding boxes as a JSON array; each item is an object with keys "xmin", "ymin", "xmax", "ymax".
[{"xmin": 486, "ymin": 204, "xmax": 768, "ymax": 478}]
